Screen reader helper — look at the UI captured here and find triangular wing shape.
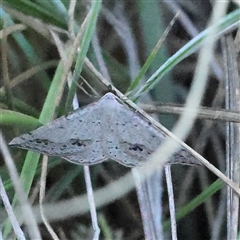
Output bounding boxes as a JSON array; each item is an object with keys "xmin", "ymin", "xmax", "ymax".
[
  {"xmin": 9, "ymin": 98, "xmax": 109, "ymax": 165},
  {"xmin": 102, "ymin": 93, "xmax": 200, "ymax": 167},
  {"xmin": 9, "ymin": 93, "xmax": 200, "ymax": 167}
]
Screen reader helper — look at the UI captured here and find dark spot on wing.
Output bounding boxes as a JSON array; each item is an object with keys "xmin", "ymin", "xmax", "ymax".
[
  {"xmin": 34, "ymin": 139, "xmax": 49, "ymax": 146},
  {"xmin": 91, "ymin": 121, "xmax": 101, "ymax": 125},
  {"xmin": 129, "ymin": 145, "xmax": 143, "ymax": 152},
  {"xmin": 70, "ymin": 139, "xmax": 85, "ymax": 147},
  {"xmin": 60, "ymin": 145, "xmax": 67, "ymax": 150}
]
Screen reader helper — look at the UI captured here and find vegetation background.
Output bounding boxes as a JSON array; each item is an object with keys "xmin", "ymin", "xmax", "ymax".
[{"xmin": 0, "ymin": 0, "xmax": 240, "ymax": 239}]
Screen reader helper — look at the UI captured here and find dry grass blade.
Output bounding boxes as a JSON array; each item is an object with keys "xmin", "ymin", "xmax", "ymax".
[
  {"xmin": 1, "ymin": 23, "xmax": 13, "ymax": 109},
  {"xmin": 132, "ymin": 168, "xmax": 163, "ymax": 239},
  {"xmin": 40, "ymin": 155, "xmax": 60, "ymax": 240},
  {"xmin": 76, "ymin": 59, "xmax": 240, "ymax": 195},
  {"xmin": 0, "ymin": 178, "xmax": 25, "ymax": 240},
  {"xmin": 83, "ymin": 166, "xmax": 100, "ymax": 240},
  {"xmin": 0, "ymin": 24, "xmax": 26, "ymax": 39},
  {"xmin": 0, "ymin": 60, "xmax": 58, "ymax": 93},
  {"xmin": 3, "ymin": 1, "xmax": 240, "ymax": 238},
  {"xmin": 0, "ymin": 132, "xmax": 41, "ymax": 240},
  {"xmin": 140, "ymin": 103, "xmax": 240, "ymax": 123},
  {"xmin": 2, "ymin": 4, "xmax": 56, "ymax": 43},
  {"xmin": 222, "ymin": 33, "xmax": 240, "ymax": 240},
  {"xmin": 165, "ymin": 166, "xmax": 177, "ymax": 240}
]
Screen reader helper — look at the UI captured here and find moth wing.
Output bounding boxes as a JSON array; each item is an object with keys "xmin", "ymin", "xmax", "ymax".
[
  {"xmin": 105, "ymin": 101, "xmax": 163, "ymax": 167},
  {"xmin": 170, "ymin": 148, "xmax": 200, "ymax": 165},
  {"xmin": 106, "ymin": 101, "xmax": 199, "ymax": 167},
  {"xmin": 9, "ymin": 101, "xmax": 108, "ymax": 164}
]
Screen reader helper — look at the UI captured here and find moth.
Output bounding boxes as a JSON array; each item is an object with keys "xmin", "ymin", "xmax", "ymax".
[{"xmin": 9, "ymin": 93, "xmax": 200, "ymax": 167}]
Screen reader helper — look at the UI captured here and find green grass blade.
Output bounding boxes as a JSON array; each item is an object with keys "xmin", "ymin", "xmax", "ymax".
[
  {"xmin": 0, "ymin": 109, "xmax": 41, "ymax": 130},
  {"xmin": 133, "ymin": 9, "xmax": 240, "ymax": 100},
  {"xmin": 127, "ymin": 0, "xmax": 172, "ymax": 94},
  {"xmin": 0, "ymin": 93, "xmax": 39, "ymax": 118},
  {"xmin": 3, "ymin": 62, "xmax": 65, "ymax": 238},
  {"xmin": 1, "ymin": 8, "xmax": 52, "ymax": 89},
  {"xmin": 163, "ymin": 179, "xmax": 223, "ymax": 230},
  {"xmin": 65, "ymin": 0, "xmax": 102, "ymax": 112},
  {"xmin": 2, "ymin": 0, "xmax": 67, "ymax": 28}
]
